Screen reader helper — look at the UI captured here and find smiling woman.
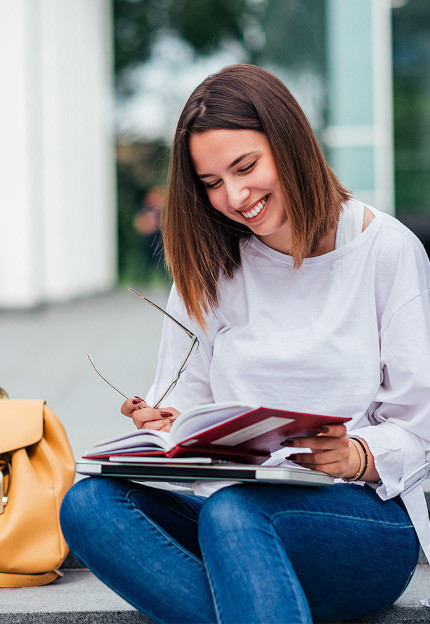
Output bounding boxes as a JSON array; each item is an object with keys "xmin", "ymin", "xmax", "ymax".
[{"xmin": 60, "ymin": 64, "xmax": 430, "ymax": 624}]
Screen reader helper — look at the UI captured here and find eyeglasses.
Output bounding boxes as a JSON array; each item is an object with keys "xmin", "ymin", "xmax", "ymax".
[{"xmin": 88, "ymin": 287, "xmax": 199, "ymax": 408}]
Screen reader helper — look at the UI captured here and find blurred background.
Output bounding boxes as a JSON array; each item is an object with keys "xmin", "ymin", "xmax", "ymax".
[
  {"xmin": 0, "ymin": 0, "xmax": 429, "ymax": 456},
  {"xmin": 1, "ymin": 0, "xmax": 429, "ymax": 306}
]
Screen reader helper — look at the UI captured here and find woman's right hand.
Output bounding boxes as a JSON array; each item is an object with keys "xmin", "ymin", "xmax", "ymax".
[{"xmin": 121, "ymin": 397, "xmax": 181, "ymax": 432}]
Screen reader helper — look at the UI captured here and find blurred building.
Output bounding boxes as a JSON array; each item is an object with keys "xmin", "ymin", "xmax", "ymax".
[
  {"xmin": 0, "ymin": 0, "xmax": 428, "ymax": 309},
  {"xmin": 0, "ymin": 0, "xmax": 116, "ymax": 308}
]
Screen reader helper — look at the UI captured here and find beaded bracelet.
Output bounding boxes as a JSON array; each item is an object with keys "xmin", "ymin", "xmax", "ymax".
[{"xmin": 345, "ymin": 437, "xmax": 369, "ymax": 482}]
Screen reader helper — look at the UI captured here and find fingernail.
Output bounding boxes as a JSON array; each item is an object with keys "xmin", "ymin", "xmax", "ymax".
[
  {"xmin": 318, "ymin": 425, "xmax": 329, "ymax": 433},
  {"xmin": 132, "ymin": 399, "xmax": 142, "ymax": 405},
  {"xmin": 160, "ymin": 411, "xmax": 172, "ymax": 418},
  {"xmin": 134, "ymin": 396, "xmax": 144, "ymax": 401},
  {"xmin": 282, "ymin": 439, "xmax": 294, "ymax": 447},
  {"xmin": 169, "ymin": 417, "xmax": 176, "ymax": 424}
]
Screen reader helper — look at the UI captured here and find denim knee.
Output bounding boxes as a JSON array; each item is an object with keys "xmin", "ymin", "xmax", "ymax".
[
  {"xmin": 60, "ymin": 477, "xmax": 115, "ymax": 540},
  {"xmin": 198, "ymin": 484, "xmax": 259, "ymax": 537},
  {"xmin": 60, "ymin": 478, "xmax": 91, "ymax": 540}
]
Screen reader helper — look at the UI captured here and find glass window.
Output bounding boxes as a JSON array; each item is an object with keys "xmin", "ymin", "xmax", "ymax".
[{"xmin": 392, "ymin": 0, "xmax": 430, "ymax": 217}]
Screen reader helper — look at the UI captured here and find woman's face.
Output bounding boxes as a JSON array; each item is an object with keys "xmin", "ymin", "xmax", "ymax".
[{"xmin": 189, "ymin": 129, "xmax": 292, "ymax": 254}]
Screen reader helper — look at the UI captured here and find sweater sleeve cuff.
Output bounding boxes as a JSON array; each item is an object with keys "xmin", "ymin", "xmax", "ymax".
[{"xmin": 350, "ymin": 422, "xmax": 426, "ymax": 500}]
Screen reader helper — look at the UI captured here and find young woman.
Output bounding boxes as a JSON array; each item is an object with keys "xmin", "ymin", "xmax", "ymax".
[{"xmin": 61, "ymin": 65, "xmax": 430, "ymax": 623}]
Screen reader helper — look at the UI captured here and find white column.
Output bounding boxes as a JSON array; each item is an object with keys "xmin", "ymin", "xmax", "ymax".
[
  {"xmin": 324, "ymin": 0, "xmax": 394, "ymax": 214},
  {"xmin": 372, "ymin": 0, "xmax": 395, "ymax": 214},
  {"xmin": 0, "ymin": 0, "xmax": 116, "ymax": 308},
  {"xmin": 0, "ymin": 0, "xmax": 44, "ymax": 306}
]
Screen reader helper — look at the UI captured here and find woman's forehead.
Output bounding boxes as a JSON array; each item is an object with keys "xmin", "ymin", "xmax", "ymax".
[{"xmin": 189, "ymin": 129, "xmax": 268, "ymax": 172}]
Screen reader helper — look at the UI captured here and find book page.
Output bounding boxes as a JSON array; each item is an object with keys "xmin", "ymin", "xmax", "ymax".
[
  {"xmin": 170, "ymin": 402, "xmax": 254, "ymax": 445},
  {"xmin": 87, "ymin": 428, "xmax": 171, "ymax": 454}
]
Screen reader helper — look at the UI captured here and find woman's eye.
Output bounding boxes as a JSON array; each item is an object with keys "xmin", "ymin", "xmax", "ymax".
[
  {"xmin": 205, "ymin": 180, "xmax": 222, "ymax": 189},
  {"xmin": 238, "ymin": 160, "xmax": 257, "ymax": 174}
]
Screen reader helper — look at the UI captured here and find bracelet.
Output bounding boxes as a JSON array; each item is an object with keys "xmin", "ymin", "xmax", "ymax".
[{"xmin": 345, "ymin": 437, "xmax": 368, "ymax": 482}]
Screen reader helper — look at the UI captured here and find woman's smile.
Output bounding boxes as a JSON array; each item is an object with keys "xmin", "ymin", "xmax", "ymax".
[{"xmin": 240, "ymin": 194, "xmax": 270, "ymax": 221}]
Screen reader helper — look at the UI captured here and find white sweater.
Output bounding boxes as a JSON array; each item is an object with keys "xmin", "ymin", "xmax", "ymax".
[{"xmin": 146, "ymin": 201, "xmax": 430, "ymax": 568}]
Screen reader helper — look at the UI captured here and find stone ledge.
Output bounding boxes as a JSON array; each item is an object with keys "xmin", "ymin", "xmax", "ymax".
[
  {"xmin": 0, "ymin": 566, "xmax": 428, "ymax": 624},
  {"xmin": 0, "ymin": 615, "xmax": 149, "ymax": 624}
]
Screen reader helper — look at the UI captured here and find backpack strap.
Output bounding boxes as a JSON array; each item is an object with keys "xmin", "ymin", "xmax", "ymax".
[{"xmin": 0, "ymin": 570, "xmax": 63, "ymax": 587}]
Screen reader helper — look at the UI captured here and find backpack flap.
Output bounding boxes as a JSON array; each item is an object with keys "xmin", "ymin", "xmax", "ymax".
[{"xmin": 0, "ymin": 401, "xmax": 45, "ymax": 453}]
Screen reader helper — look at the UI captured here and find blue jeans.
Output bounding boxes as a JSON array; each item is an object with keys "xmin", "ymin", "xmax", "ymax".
[{"xmin": 60, "ymin": 479, "xmax": 419, "ymax": 624}]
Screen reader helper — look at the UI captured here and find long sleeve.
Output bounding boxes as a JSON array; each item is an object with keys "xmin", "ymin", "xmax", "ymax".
[{"xmin": 352, "ymin": 291, "xmax": 430, "ymax": 498}]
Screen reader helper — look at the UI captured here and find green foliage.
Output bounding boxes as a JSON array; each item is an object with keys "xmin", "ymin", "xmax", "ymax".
[
  {"xmin": 113, "ymin": 0, "xmax": 253, "ymax": 95},
  {"xmin": 167, "ymin": 0, "xmax": 246, "ymax": 54}
]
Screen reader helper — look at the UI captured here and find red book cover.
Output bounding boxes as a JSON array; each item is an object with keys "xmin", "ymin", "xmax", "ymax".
[{"xmin": 159, "ymin": 408, "xmax": 349, "ymax": 463}]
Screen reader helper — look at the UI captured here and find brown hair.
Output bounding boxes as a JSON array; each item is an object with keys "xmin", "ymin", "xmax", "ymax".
[{"xmin": 163, "ymin": 64, "xmax": 350, "ymax": 328}]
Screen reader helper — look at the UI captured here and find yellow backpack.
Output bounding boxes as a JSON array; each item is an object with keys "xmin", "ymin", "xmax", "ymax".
[{"xmin": 0, "ymin": 389, "xmax": 75, "ymax": 586}]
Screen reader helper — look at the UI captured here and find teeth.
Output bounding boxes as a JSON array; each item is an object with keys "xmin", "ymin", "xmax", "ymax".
[{"xmin": 241, "ymin": 196, "xmax": 268, "ymax": 220}]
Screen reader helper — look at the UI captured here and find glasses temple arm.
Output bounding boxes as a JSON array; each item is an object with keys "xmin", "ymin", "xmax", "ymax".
[
  {"xmin": 152, "ymin": 336, "xmax": 199, "ymax": 408},
  {"xmin": 87, "ymin": 354, "xmax": 130, "ymax": 401},
  {"xmin": 128, "ymin": 287, "xmax": 196, "ymax": 339}
]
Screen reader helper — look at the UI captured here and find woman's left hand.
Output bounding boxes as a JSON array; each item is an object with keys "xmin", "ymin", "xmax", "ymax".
[{"xmin": 287, "ymin": 424, "xmax": 356, "ymax": 479}]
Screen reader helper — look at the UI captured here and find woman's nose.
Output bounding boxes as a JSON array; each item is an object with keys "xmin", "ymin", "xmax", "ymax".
[{"xmin": 225, "ymin": 181, "xmax": 251, "ymax": 210}]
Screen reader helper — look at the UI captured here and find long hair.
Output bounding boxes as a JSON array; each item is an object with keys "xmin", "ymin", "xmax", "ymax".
[{"xmin": 163, "ymin": 64, "xmax": 350, "ymax": 328}]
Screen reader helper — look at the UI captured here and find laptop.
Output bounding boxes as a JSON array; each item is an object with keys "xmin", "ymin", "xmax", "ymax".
[{"xmin": 75, "ymin": 457, "xmax": 334, "ymax": 487}]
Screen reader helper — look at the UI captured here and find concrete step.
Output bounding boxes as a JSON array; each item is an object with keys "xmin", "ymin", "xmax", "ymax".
[
  {"xmin": 0, "ymin": 569, "xmax": 150, "ymax": 623},
  {"xmin": 0, "ymin": 565, "xmax": 429, "ymax": 623}
]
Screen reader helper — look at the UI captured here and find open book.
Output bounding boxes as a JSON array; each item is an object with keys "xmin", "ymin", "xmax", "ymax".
[{"xmin": 84, "ymin": 402, "xmax": 351, "ymax": 464}]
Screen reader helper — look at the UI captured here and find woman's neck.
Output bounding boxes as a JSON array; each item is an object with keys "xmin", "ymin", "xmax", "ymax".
[
  {"xmin": 257, "ymin": 222, "xmax": 338, "ymax": 258},
  {"xmin": 307, "ymin": 225, "xmax": 337, "ymax": 257}
]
